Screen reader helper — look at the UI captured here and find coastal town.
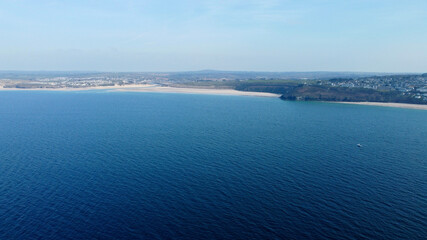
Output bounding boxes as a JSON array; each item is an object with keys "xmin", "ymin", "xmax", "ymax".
[
  {"xmin": 323, "ymin": 74, "xmax": 427, "ymax": 101},
  {"xmin": 0, "ymin": 72, "xmax": 163, "ymax": 89}
]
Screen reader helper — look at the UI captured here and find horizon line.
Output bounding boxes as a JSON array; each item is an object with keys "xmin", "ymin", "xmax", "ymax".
[{"xmin": 0, "ymin": 70, "xmax": 424, "ymax": 74}]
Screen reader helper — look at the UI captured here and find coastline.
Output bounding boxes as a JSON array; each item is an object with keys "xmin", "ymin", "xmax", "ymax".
[
  {"xmin": 0, "ymin": 84, "xmax": 156, "ymax": 91},
  {"xmin": 333, "ymin": 101, "xmax": 427, "ymax": 110},
  {"xmin": 1, "ymin": 85, "xmax": 425, "ymax": 108},
  {"xmin": 113, "ymin": 86, "xmax": 281, "ymax": 97},
  {"xmin": 0, "ymin": 85, "xmax": 281, "ymax": 98}
]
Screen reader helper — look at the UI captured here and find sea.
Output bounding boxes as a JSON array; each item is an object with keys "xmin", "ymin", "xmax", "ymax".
[{"xmin": 0, "ymin": 91, "xmax": 426, "ymax": 240}]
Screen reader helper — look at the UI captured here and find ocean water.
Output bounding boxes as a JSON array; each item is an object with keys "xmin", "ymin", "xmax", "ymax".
[{"xmin": 0, "ymin": 91, "xmax": 426, "ymax": 240}]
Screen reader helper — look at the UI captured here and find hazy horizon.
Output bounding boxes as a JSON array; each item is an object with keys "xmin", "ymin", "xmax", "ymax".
[
  {"xmin": 0, "ymin": 69, "xmax": 423, "ymax": 74},
  {"xmin": 1, "ymin": 0, "xmax": 426, "ymax": 72}
]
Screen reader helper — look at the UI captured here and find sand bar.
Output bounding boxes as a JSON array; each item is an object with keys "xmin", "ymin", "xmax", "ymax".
[
  {"xmin": 113, "ymin": 86, "xmax": 281, "ymax": 97},
  {"xmin": 334, "ymin": 101, "xmax": 427, "ymax": 110}
]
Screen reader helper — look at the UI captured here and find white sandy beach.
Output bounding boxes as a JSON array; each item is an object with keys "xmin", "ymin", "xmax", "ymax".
[
  {"xmin": 112, "ymin": 86, "xmax": 281, "ymax": 97},
  {"xmin": 334, "ymin": 101, "xmax": 427, "ymax": 110}
]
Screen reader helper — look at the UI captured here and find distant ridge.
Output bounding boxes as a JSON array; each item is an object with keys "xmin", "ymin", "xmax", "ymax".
[{"xmin": 0, "ymin": 70, "xmax": 420, "ymax": 81}]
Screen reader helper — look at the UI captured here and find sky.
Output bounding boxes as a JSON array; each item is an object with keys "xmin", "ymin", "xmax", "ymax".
[{"xmin": 0, "ymin": 0, "xmax": 426, "ymax": 72}]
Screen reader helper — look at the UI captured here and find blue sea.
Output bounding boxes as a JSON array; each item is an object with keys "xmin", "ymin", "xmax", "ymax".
[{"xmin": 0, "ymin": 91, "xmax": 426, "ymax": 239}]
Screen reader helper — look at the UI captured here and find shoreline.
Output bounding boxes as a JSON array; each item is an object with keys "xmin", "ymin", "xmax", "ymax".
[
  {"xmin": 0, "ymin": 85, "xmax": 281, "ymax": 98},
  {"xmin": 112, "ymin": 86, "xmax": 281, "ymax": 97},
  {"xmin": 332, "ymin": 101, "xmax": 427, "ymax": 110},
  {"xmin": 0, "ymin": 84, "xmax": 156, "ymax": 91},
  {"xmin": 1, "ymin": 85, "xmax": 426, "ymax": 109}
]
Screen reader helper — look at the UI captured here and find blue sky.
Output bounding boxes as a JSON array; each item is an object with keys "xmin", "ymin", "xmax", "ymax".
[{"xmin": 0, "ymin": 0, "xmax": 426, "ymax": 72}]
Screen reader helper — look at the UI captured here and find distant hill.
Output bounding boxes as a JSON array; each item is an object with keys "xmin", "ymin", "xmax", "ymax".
[{"xmin": 166, "ymin": 71, "xmax": 395, "ymax": 81}]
